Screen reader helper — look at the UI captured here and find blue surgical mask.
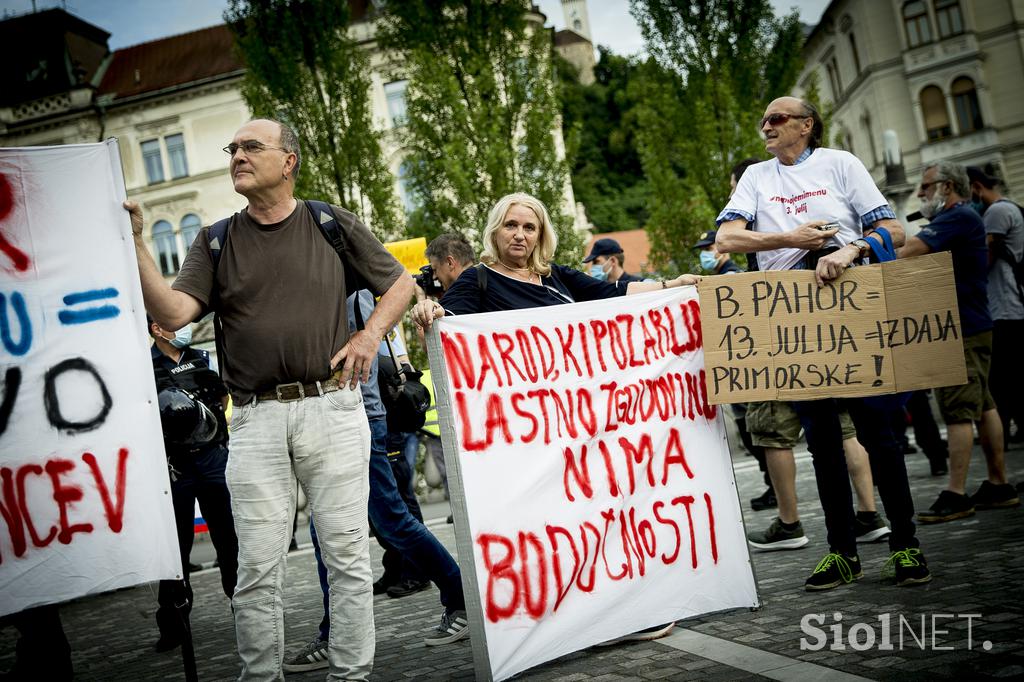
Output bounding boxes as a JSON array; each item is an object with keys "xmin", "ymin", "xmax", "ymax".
[
  {"xmin": 589, "ymin": 263, "xmax": 609, "ymax": 281},
  {"xmin": 970, "ymin": 201, "xmax": 986, "ymax": 216},
  {"xmin": 699, "ymin": 251, "xmax": 719, "ymax": 271},
  {"xmin": 169, "ymin": 326, "xmax": 192, "ymax": 349}
]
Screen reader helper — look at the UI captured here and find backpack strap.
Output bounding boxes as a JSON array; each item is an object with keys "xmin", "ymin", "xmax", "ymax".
[
  {"xmin": 206, "ymin": 216, "xmax": 233, "ymax": 382},
  {"xmin": 304, "ymin": 199, "xmax": 368, "ymax": 299},
  {"xmin": 866, "ymin": 227, "xmax": 896, "ymax": 263}
]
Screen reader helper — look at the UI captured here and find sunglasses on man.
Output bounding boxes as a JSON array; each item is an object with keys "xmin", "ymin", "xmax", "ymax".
[{"xmin": 759, "ymin": 112, "xmax": 811, "ymax": 129}]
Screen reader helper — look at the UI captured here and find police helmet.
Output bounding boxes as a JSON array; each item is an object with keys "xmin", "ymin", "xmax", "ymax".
[{"xmin": 158, "ymin": 387, "xmax": 218, "ymax": 446}]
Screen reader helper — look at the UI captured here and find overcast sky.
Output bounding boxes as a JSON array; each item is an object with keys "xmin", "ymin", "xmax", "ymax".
[{"xmin": 1, "ymin": 0, "xmax": 830, "ymax": 53}]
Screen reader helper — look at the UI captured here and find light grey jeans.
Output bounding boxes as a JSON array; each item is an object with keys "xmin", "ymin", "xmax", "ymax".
[{"xmin": 227, "ymin": 387, "xmax": 373, "ymax": 681}]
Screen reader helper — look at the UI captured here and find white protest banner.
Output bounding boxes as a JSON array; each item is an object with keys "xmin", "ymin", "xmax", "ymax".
[
  {"xmin": 0, "ymin": 141, "xmax": 180, "ymax": 616},
  {"xmin": 426, "ymin": 287, "xmax": 758, "ymax": 681}
]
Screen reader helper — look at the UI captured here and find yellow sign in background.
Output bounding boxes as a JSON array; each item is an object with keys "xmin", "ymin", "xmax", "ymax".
[{"xmin": 384, "ymin": 237, "xmax": 428, "ymax": 274}]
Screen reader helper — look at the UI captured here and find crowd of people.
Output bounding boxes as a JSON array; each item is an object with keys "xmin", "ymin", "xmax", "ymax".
[{"xmin": 4, "ymin": 98, "xmax": 1022, "ymax": 680}]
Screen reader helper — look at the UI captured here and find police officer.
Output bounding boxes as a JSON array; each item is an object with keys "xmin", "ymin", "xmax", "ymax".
[
  {"xmin": 694, "ymin": 230, "xmax": 742, "ymax": 274},
  {"xmin": 149, "ymin": 318, "xmax": 238, "ymax": 652}
]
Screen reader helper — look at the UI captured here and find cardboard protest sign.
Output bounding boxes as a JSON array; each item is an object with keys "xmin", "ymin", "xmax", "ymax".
[
  {"xmin": 384, "ymin": 236, "xmax": 428, "ymax": 274},
  {"xmin": 0, "ymin": 141, "xmax": 179, "ymax": 616},
  {"xmin": 426, "ymin": 288, "xmax": 758, "ymax": 681},
  {"xmin": 698, "ymin": 252, "xmax": 967, "ymax": 404}
]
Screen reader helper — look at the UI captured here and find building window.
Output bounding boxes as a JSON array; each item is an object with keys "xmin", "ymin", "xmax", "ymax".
[
  {"xmin": 903, "ymin": 1, "xmax": 931, "ymax": 47},
  {"xmin": 397, "ymin": 161, "xmax": 417, "ymax": 213},
  {"xmin": 180, "ymin": 213, "xmax": 202, "ymax": 250},
  {"xmin": 952, "ymin": 77, "xmax": 983, "ymax": 133},
  {"xmin": 141, "ymin": 139, "xmax": 164, "ymax": 184},
  {"xmin": 152, "ymin": 220, "xmax": 179, "ymax": 275},
  {"xmin": 935, "ymin": 0, "xmax": 964, "ymax": 38},
  {"xmin": 166, "ymin": 133, "xmax": 189, "ymax": 179},
  {"xmin": 920, "ymin": 85, "xmax": 951, "ymax": 141},
  {"xmin": 384, "ymin": 80, "xmax": 408, "ymax": 128},
  {"xmin": 826, "ymin": 58, "xmax": 842, "ymax": 99},
  {"xmin": 848, "ymin": 33, "xmax": 862, "ymax": 75}
]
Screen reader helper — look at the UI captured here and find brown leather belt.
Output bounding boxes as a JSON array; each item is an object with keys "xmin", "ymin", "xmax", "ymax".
[{"xmin": 256, "ymin": 373, "xmax": 345, "ymax": 403}]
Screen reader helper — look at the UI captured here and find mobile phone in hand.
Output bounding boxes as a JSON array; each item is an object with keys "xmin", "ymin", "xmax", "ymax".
[{"xmin": 817, "ymin": 222, "xmax": 842, "ymax": 231}]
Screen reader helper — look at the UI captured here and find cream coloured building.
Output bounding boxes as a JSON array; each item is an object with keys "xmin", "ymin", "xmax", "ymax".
[
  {"xmin": 797, "ymin": 0, "xmax": 1024, "ymax": 223},
  {"xmin": 0, "ymin": 3, "xmax": 581, "ymax": 282}
]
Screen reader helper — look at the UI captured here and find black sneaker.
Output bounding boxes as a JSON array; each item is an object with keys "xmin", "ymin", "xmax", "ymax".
[
  {"xmin": 804, "ymin": 553, "xmax": 863, "ymax": 591},
  {"xmin": 282, "ymin": 636, "xmax": 329, "ymax": 673},
  {"xmin": 373, "ymin": 577, "xmax": 397, "ymax": 595},
  {"xmin": 917, "ymin": 490, "xmax": 975, "ymax": 523},
  {"xmin": 883, "ymin": 548, "xmax": 932, "ymax": 586},
  {"xmin": 750, "ymin": 488, "xmax": 778, "ymax": 511},
  {"xmin": 747, "ymin": 517, "xmax": 809, "ymax": 551},
  {"xmin": 970, "ymin": 480, "xmax": 1021, "ymax": 510},
  {"xmin": 424, "ymin": 609, "xmax": 469, "ymax": 646},
  {"xmin": 387, "ymin": 578, "xmax": 431, "ymax": 598},
  {"xmin": 854, "ymin": 512, "xmax": 891, "ymax": 543}
]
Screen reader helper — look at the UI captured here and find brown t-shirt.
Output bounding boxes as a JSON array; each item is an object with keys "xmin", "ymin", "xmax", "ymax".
[{"xmin": 173, "ymin": 200, "xmax": 405, "ymax": 403}]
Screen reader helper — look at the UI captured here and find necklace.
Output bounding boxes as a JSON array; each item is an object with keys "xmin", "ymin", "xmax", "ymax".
[{"xmin": 497, "ymin": 260, "xmax": 536, "ymax": 283}]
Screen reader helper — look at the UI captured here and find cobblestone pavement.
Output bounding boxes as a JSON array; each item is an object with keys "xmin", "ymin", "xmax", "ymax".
[{"xmin": 2, "ymin": 436, "xmax": 1022, "ymax": 681}]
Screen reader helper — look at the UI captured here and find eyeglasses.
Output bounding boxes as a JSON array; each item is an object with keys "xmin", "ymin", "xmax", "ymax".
[
  {"xmin": 919, "ymin": 180, "xmax": 943, "ymax": 192},
  {"xmin": 759, "ymin": 112, "xmax": 810, "ymax": 129},
  {"xmin": 222, "ymin": 140, "xmax": 289, "ymax": 156}
]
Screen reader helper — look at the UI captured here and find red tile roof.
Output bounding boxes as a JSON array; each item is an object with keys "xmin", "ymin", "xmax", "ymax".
[
  {"xmin": 583, "ymin": 229, "xmax": 652, "ymax": 274},
  {"xmin": 98, "ymin": 24, "xmax": 243, "ymax": 100}
]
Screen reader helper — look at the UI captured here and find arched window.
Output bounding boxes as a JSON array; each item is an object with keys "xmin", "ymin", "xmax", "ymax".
[
  {"xmin": 903, "ymin": 1, "xmax": 931, "ymax": 47},
  {"xmin": 920, "ymin": 86, "xmax": 950, "ymax": 141},
  {"xmin": 952, "ymin": 77, "xmax": 983, "ymax": 134},
  {"xmin": 152, "ymin": 220, "xmax": 179, "ymax": 276},
  {"xmin": 935, "ymin": 0, "xmax": 964, "ymax": 38},
  {"xmin": 180, "ymin": 213, "xmax": 202, "ymax": 251}
]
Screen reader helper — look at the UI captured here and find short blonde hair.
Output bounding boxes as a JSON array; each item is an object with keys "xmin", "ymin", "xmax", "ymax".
[{"xmin": 480, "ymin": 193, "xmax": 558, "ymax": 276}]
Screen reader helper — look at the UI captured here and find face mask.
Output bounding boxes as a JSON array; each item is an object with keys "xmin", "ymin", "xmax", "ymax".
[
  {"xmin": 970, "ymin": 200, "xmax": 986, "ymax": 216},
  {"xmin": 589, "ymin": 263, "xmax": 609, "ymax": 281},
  {"xmin": 167, "ymin": 326, "xmax": 192, "ymax": 349},
  {"xmin": 919, "ymin": 190, "xmax": 946, "ymax": 220},
  {"xmin": 700, "ymin": 251, "xmax": 719, "ymax": 271}
]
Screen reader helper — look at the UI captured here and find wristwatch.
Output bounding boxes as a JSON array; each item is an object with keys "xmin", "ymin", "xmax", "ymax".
[{"xmin": 851, "ymin": 238, "xmax": 871, "ymax": 258}]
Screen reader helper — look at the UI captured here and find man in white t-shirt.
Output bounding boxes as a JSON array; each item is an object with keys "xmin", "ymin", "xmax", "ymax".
[{"xmin": 714, "ymin": 96, "xmax": 931, "ymax": 591}]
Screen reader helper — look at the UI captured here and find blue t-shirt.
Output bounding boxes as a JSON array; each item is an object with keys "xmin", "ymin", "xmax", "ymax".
[
  {"xmin": 439, "ymin": 263, "xmax": 628, "ymax": 315},
  {"xmin": 916, "ymin": 203, "xmax": 992, "ymax": 337}
]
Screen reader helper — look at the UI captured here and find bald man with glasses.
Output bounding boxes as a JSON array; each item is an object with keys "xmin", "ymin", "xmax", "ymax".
[{"xmin": 714, "ymin": 97, "xmax": 931, "ymax": 591}]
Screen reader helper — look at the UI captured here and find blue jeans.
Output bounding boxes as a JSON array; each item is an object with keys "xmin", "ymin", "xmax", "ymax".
[
  {"xmin": 311, "ymin": 418, "xmax": 464, "ymax": 641},
  {"xmin": 227, "ymin": 389, "xmax": 373, "ymax": 681},
  {"xmin": 793, "ymin": 398, "xmax": 919, "ymax": 556}
]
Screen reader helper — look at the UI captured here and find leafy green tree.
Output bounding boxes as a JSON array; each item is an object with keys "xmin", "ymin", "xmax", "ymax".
[
  {"xmin": 628, "ymin": 0, "xmax": 803, "ymax": 271},
  {"xmin": 225, "ymin": 0, "xmax": 402, "ymax": 238},
  {"xmin": 378, "ymin": 1, "xmax": 579, "ymax": 259},
  {"xmin": 557, "ymin": 48, "xmax": 651, "ymax": 233}
]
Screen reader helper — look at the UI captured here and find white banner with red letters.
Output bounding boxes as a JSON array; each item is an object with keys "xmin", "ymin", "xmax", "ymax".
[
  {"xmin": 433, "ymin": 287, "xmax": 758, "ymax": 680},
  {"xmin": 0, "ymin": 141, "xmax": 179, "ymax": 616}
]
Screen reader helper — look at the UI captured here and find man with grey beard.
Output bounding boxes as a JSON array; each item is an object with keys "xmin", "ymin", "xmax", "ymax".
[{"xmin": 900, "ymin": 161, "xmax": 1019, "ymax": 523}]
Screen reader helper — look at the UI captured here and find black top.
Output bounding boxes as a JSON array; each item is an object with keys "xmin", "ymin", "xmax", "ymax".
[
  {"xmin": 617, "ymin": 272, "xmax": 645, "ymax": 283},
  {"xmin": 152, "ymin": 345, "xmax": 229, "ymax": 455},
  {"xmin": 440, "ymin": 263, "xmax": 629, "ymax": 315},
  {"xmin": 718, "ymin": 259, "xmax": 743, "ymax": 275}
]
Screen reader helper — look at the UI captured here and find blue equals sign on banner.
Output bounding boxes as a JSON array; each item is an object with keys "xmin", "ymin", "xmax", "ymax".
[{"xmin": 58, "ymin": 287, "xmax": 120, "ymax": 325}]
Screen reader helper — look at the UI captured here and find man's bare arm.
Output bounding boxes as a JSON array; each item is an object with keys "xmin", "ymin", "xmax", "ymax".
[
  {"xmin": 331, "ymin": 273, "xmax": 415, "ymax": 388},
  {"xmin": 864, "ymin": 218, "xmax": 906, "ymax": 250},
  {"xmin": 125, "ymin": 201, "xmax": 203, "ymax": 329},
  {"xmin": 715, "ymin": 218, "xmax": 836, "ymax": 254},
  {"xmin": 897, "ymin": 236, "xmax": 933, "ymax": 259}
]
